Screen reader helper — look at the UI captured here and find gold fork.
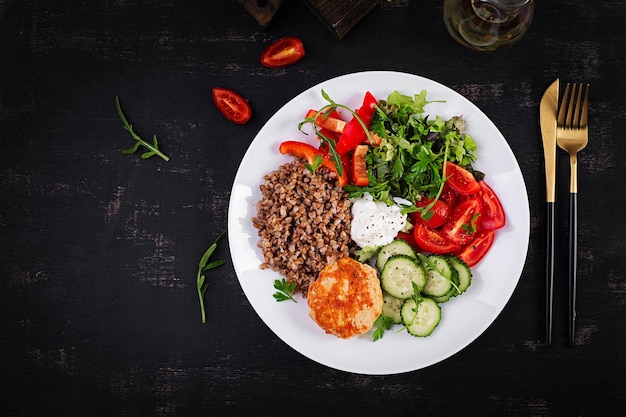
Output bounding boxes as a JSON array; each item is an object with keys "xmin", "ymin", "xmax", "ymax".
[{"xmin": 556, "ymin": 82, "xmax": 589, "ymax": 347}]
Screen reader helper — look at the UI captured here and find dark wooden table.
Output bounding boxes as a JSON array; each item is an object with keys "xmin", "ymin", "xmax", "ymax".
[{"xmin": 2, "ymin": 1, "xmax": 625, "ymax": 415}]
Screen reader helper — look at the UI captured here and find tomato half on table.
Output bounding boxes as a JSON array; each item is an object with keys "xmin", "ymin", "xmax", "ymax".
[
  {"xmin": 260, "ymin": 37, "xmax": 305, "ymax": 68},
  {"xmin": 212, "ymin": 87, "xmax": 252, "ymax": 124},
  {"xmin": 445, "ymin": 161, "xmax": 480, "ymax": 195},
  {"xmin": 413, "ymin": 223, "xmax": 460, "ymax": 254},
  {"xmin": 456, "ymin": 230, "xmax": 495, "ymax": 267}
]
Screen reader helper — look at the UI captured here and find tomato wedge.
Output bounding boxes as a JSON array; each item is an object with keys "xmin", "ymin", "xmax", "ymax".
[
  {"xmin": 351, "ymin": 144, "xmax": 369, "ymax": 186},
  {"xmin": 456, "ymin": 230, "xmax": 495, "ymax": 267},
  {"xmin": 478, "ymin": 180, "xmax": 506, "ymax": 230},
  {"xmin": 445, "ymin": 161, "xmax": 480, "ymax": 195},
  {"xmin": 413, "ymin": 197, "xmax": 451, "ymax": 229},
  {"xmin": 212, "ymin": 87, "xmax": 252, "ymax": 124},
  {"xmin": 413, "ymin": 223, "xmax": 460, "ymax": 254},
  {"xmin": 441, "ymin": 196, "xmax": 483, "ymax": 247},
  {"xmin": 260, "ymin": 37, "xmax": 305, "ymax": 68}
]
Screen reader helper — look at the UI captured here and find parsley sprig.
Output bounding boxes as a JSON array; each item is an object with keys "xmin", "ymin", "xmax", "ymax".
[
  {"xmin": 115, "ymin": 96, "xmax": 170, "ymax": 161},
  {"xmin": 197, "ymin": 231, "xmax": 227, "ymax": 323},
  {"xmin": 273, "ymin": 278, "xmax": 297, "ymax": 303}
]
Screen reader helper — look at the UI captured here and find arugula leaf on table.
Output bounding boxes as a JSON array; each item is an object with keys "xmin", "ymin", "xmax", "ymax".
[
  {"xmin": 273, "ymin": 278, "xmax": 297, "ymax": 303},
  {"xmin": 115, "ymin": 96, "xmax": 170, "ymax": 161},
  {"xmin": 197, "ymin": 230, "xmax": 227, "ymax": 323}
]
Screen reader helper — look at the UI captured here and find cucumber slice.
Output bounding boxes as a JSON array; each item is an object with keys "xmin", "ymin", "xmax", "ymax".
[
  {"xmin": 447, "ymin": 255, "xmax": 472, "ymax": 294},
  {"xmin": 430, "ymin": 268, "xmax": 460, "ymax": 303},
  {"xmin": 380, "ymin": 255, "xmax": 426, "ymax": 299},
  {"xmin": 401, "ymin": 297, "xmax": 441, "ymax": 337},
  {"xmin": 382, "ymin": 292, "xmax": 404, "ymax": 324},
  {"xmin": 376, "ymin": 238, "xmax": 417, "ymax": 271},
  {"xmin": 422, "ymin": 255, "xmax": 453, "ymax": 297}
]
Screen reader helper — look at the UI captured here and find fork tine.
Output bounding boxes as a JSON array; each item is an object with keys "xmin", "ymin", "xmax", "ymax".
[
  {"xmin": 565, "ymin": 83, "xmax": 577, "ymax": 129},
  {"xmin": 557, "ymin": 82, "xmax": 571, "ymax": 128},
  {"xmin": 580, "ymin": 84, "xmax": 589, "ymax": 128},
  {"xmin": 572, "ymin": 84, "xmax": 583, "ymax": 129}
]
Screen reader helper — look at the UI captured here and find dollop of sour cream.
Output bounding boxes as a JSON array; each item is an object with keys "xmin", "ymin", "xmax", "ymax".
[{"xmin": 350, "ymin": 193, "xmax": 410, "ymax": 248}]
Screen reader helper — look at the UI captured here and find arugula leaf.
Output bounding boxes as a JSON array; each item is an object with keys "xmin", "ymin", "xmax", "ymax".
[
  {"xmin": 116, "ymin": 96, "xmax": 170, "ymax": 162},
  {"xmin": 273, "ymin": 278, "xmax": 297, "ymax": 303},
  {"xmin": 197, "ymin": 230, "xmax": 227, "ymax": 323}
]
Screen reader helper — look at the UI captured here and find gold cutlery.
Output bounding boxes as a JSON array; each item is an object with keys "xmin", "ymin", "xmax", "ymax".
[
  {"xmin": 540, "ymin": 79, "xmax": 559, "ymax": 346},
  {"xmin": 556, "ymin": 82, "xmax": 590, "ymax": 347}
]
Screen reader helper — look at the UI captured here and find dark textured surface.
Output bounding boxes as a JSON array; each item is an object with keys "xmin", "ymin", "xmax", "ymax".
[{"xmin": 1, "ymin": 0, "xmax": 625, "ymax": 416}]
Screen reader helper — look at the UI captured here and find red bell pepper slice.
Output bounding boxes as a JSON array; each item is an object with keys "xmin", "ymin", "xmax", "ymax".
[
  {"xmin": 305, "ymin": 109, "xmax": 346, "ymax": 134},
  {"xmin": 351, "ymin": 144, "xmax": 369, "ymax": 186},
  {"xmin": 278, "ymin": 140, "xmax": 348, "ymax": 187},
  {"xmin": 335, "ymin": 91, "xmax": 379, "ymax": 155}
]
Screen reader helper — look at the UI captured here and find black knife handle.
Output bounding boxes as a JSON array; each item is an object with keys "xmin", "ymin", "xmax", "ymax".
[{"xmin": 546, "ymin": 202, "xmax": 555, "ymax": 346}]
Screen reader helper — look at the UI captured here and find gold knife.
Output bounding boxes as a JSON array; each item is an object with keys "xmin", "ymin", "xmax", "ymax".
[{"xmin": 540, "ymin": 78, "xmax": 559, "ymax": 346}]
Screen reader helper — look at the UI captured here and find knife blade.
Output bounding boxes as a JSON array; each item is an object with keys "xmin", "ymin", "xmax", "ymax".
[{"xmin": 540, "ymin": 78, "xmax": 559, "ymax": 346}]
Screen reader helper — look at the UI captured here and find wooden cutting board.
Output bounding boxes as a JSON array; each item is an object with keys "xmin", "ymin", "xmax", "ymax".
[
  {"xmin": 237, "ymin": 0, "xmax": 381, "ymax": 39},
  {"xmin": 236, "ymin": 0, "xmax": 285, "ymax": 29},
  {"xmin": 303, "ymin": 0, "xmax": 382, "ymax": 40}
]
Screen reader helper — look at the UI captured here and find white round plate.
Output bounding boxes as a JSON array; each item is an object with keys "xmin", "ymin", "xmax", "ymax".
[{"xmin": 228, "ymin": 71, "xmax": 529, "ymax": 375}]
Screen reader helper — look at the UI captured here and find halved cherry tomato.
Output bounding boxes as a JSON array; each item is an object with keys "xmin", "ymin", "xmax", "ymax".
[
  {"xmin": 351, "ymin": 144, "xmax": 369, "ymax": 186},
  {"xmin": 477, "ymin": 180, "xmax": 506, "ymax": 230},
  {"xmin": 413, "ymin": 223, "xmax": 460, "ymax": 254},
  {"xmin": 413, "ymin": 197, "xmax": 451, "ymax": 229},
  {"xmin": 278, "ymin": 140, "xmax": 348, "ymax": 187},
  {"xmin": 260, "ymin": 37, "xmax": 305, "ymax": 68},
  {"xmin": 336, "ymin": 91, "xmax": 379, "ymax": 155},
  {"xmin": 212, "ymin": 87, "xmax": 252, "ymax": 124},
  {"xmin": 456, "ymin": 230, "xmax": 495, "ymax": 267},
  {"xmin": 441, "ymin": 196, "xmax": 483, "ymax": 247},
  {"xmin": 445, "ymin": 161, "xmax": 480, "ymax": 195}
]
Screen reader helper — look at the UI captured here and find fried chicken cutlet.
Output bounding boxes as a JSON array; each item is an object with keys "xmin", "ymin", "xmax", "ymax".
[{"xmin": 307, "ymin": 257, "xmax": 383, "ymax": 339}]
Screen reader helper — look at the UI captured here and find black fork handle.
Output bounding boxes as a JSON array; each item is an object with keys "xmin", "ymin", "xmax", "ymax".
[{"xmin": 568, "ymin": 192, "xmax": 578, "ymax": 347}]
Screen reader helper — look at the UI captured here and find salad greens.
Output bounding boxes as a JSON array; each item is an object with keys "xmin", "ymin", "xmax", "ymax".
[
  {"xmin": 115, "ymin": 96, "xmax": 170, "ymax": 162},
  {"xmin": 197, "ymin": 231, "xmax": 227, "ymax": 323},
  {"xmin": 344, "ymin": 90, "xmax": 477, "ymax": 213}
]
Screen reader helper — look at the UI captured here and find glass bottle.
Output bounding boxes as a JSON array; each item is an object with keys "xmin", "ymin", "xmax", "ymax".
[{"xmin": 443, "ymin": 0, "xmax": 535, "ymax": 52}]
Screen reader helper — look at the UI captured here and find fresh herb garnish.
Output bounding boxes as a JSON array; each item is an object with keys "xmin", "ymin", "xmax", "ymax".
[
  {"xmin": 115, "ymin": 96, "xmax": 170, "ymax": 161},
  {"xmin": 462, "ymin": 213, "xmax": 481, "ymax": 234},
  {"xmin": 197, "ymin": 230, "xmax": 227, "ymax": 323},
  {"xmin": 403, "ymin": 282, "xmax": 425, "ymax": 328},
  {"xmin": 372, "ymin": 314, "xmax": 395, "ymax": 341},
  {"xmin": 304, "ymin": 153, "xmax": 324, "ymax": 174},
  {"xmin": 273, "ymin": 278, "xmax": 297, "ymax": 303}
]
